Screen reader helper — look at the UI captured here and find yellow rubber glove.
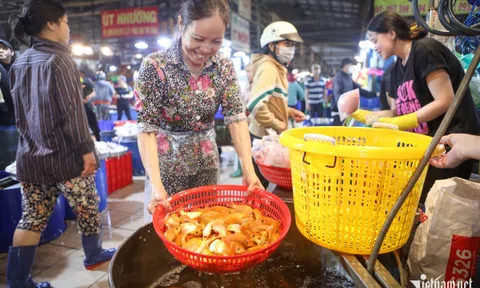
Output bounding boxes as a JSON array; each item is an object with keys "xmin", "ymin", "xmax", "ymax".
[
  {"xmin": 378, "ymin": 113, "xmax": 419, "ymax": 131},
  {"xmin": 350, "ymin": 109, "xmax": 371, "ymax": 124}
]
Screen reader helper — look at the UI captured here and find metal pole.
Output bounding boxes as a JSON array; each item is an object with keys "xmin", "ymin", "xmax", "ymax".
[{"xmin": 367, "ymin": 46, "xmax": 480, "ymax": 274}]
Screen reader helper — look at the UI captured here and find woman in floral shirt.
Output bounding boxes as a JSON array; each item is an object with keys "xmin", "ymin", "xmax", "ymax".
[{"xmin": 135, "ymin": 0, "xmax": 263, "ymax": 214}]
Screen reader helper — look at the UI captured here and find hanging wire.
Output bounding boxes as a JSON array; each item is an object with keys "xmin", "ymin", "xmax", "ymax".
[{"xmin": 456, "ymin": 0, "xmax": 480, "ymax": 54}]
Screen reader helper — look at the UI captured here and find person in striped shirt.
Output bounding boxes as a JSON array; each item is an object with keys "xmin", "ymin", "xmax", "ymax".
[
  {"xmin": 305, "ymin": 64, "xmax": 327, "ymax": 118},
  {"xmin": 6, "ymin": 1, "xmax": 115, "ymax": 287}
]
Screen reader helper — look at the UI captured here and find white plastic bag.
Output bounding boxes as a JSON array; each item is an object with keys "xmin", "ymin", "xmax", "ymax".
[
  {"xmin": 337, "ymin": 88, "xmax": 360, "ymax": 121},
  {"xmin": 252, "ymin": 131, "xmax": 290, "ymax": 168}
]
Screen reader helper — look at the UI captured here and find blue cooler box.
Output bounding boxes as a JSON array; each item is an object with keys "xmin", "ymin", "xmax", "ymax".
[{"xmin": 0, "ymin": 171, "xmax": 67, "ymax": 252}]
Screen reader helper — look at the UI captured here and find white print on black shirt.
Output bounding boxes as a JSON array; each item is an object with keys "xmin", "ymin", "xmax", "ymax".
[{"xmin": 395, "ymin": 80, "xmax": 429, "ymax": 135}]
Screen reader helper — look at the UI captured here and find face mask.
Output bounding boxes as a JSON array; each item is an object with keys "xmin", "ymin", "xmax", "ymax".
[
  {"xmin": 276, "ymin": 46, "xmax": 295, "ymax": 65},
  {"xmin": 348, "ymin": 66, "xmax": 356, "ymax": 74}
]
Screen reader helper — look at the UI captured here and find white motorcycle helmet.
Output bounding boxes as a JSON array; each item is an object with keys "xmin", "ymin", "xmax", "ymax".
[{"xmin": 260, "ymin": 21, "xmax": 303, "ymax": 48}]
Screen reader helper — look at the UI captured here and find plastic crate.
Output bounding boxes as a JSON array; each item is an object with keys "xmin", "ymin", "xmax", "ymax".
[
  {"xmin": 98, "ymin": 120, "xmax": 114, "ymax": 131},
  {"xmin": 359, "ymin": 96, "xmax": 381, "ymax": 111},
  {"xmin": 105, "ymin": 152, "xmax": 133, "ymax": 194},
  {"xmin": 100, "ymin": 130, "xmax": 115, "ymax": 142},
  {"xmin": 114, "ymin": 120, "xmax": 137, "ymax": 127}
]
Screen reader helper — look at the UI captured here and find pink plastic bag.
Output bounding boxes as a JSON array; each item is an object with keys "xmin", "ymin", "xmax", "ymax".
[
  {"xmin": 337, "ymin": 89, "xmax": 360, "ymax": 121},
  {"xmin": 252, "ymin": 133, "xmax": 290, "ymax": 168}
]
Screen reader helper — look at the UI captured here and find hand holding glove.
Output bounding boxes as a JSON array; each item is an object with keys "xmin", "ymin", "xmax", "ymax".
[
  {"xmin": 350, "ymin": 109, "xmax": 372, "ymax": 124},
  {"xmin": 377, "ymin": 113, "xmax": 419, "ymax": 131}
]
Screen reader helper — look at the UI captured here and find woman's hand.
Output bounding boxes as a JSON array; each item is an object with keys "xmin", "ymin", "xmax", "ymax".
[
  {"xmin": 243, "ymin": 170, "xmax": 265, "ymax": 192},
  {"xmin": 289, "ymin": 108, "xmax": 306, "ymax": 123},
  {"xmin": 429, "ymin": 134, "xmax": 479, "ymax": 169},
  {"xmin": 148, "ymin": 183, "xmax": 171, "ymax": 215}
]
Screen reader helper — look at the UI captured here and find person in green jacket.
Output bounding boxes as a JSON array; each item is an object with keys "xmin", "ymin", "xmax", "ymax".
[
  {"xmin": 287, "ymin": 70, "xmax": 305, "ymax": 108},
  {"xmin": 287, "ymin": 70, "xmax": 305, "ymax": 125}
]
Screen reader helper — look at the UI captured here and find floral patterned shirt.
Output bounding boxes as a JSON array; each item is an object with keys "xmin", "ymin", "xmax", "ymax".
[{"xmin": 134, "ymin": 40, "xmax": 246, "ymax": 178}]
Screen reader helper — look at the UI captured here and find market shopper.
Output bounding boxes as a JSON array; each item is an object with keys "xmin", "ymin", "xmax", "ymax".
[
  {"xmin": 332, "ymin": 58, "xmax": 374, "ymax": 125},
  {"xmin": 287, "ymin": 69, "xmax": 305, "ymax": 126},
  {"xmin": 0, "ymin": 39, "xmax": 15, "ymax": 126},
  {"xmin": 80, "ymin": 73, "xmax": 101, "ymax": 141},
  {"xmin": 114, "ymin": 75, "xmax": 133, "ymax": 120},
  {"xmin": 305, "ymin": 64, "xmax": 327, "ymax": 118},
  {"xmin": 6, "ymin": 1, "xmax": 115, "ymax": 287},
  {"xmin": 287, "ymin": 69, "xmax": 305, "ymax": 110},
  {"xmin": 135, "ymin": 0, "xmax": 263, "ymax": 216},
  {"xmin": 352, "ymin": 11, "xmax": 480, "ymax": 203},
  {"xmin": 247, "ymin": 21, "xmax": 306, "ymax": 187},
  {"xmin": 93, "ymin": 71, "xmax": 114, "ymax": 120}
]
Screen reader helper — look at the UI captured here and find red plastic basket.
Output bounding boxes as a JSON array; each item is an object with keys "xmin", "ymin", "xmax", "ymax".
[
  {"xmin": 256, "ymin": 161, "xmax": 292, "ymax": 189},
  {"xmin": 113, "ymin": 120, "xmax": 137, "ymax": 127},
  {"xmin": 152, "ymin": 185, "xmax": 291, "ymax": 274}
]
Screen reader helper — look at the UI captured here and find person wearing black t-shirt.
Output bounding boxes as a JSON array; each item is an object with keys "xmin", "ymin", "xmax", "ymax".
[
  {"xmin": 379, "ymin": 64, "xmax": 394, "ymax": 111},
  {"xmin": 351, "ymin": 11, "xmax": 480, "ymax": 203},
  {"xmin": 114, "ymin": 75, "xmax": 133, "ymax": 120},
  {"xmin": 81, "ymin": 74, "xmax": 101, "ymax": 141}
]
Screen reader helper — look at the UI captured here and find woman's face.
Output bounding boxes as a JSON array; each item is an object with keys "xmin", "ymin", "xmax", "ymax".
[
  {"xmin": 268, "ymin": 40, "xmax": 296, "ymax": 56},
  {"xmin": 49, "ymin": 15, "xmax": 70, "ymax": 45},
  {"xmin": 180, "ymin": 13, "xmax": 225, "ymax": 67},
  {"xmin": 367, "ymin": 30, "xmax": 395, "ymax": 60}
]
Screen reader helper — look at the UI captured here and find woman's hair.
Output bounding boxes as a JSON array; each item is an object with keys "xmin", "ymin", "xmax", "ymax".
[
  {"xmin": 9, "ymin": 0, "xmax": 66, "ymax": 45},
  {"xmin": 261, "ymin": 45, "xmax": 271, "ymax": 55},
  {"xmin": 367, "ymin": 11, "xmax": 428, "ymax": 40},
  {"xmin": 177, "ymin": 0, "xmax": 230, "ymax": 34}
]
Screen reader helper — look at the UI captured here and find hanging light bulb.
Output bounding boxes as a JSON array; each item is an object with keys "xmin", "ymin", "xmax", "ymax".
[
  {"xmin": 101, "ymin": 46, "xmax": 113, "ymax": 56},
  {"xmin": 135, "ymin": 41, "xmax": 149, "ymax": 49}
]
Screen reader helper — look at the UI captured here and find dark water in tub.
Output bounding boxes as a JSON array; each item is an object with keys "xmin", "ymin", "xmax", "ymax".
[{"xmin": 149, "ymin": 243, "xmax": 355, "ymax": 288}]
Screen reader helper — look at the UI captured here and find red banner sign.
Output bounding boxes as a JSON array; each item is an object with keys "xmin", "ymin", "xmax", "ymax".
[{"xmin": 101, "ymin": 7, "xmax": 159, "ymax": 38}]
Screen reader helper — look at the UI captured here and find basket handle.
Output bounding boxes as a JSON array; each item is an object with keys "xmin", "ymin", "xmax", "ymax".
[
  {"xmin": 303, "ymin": 133, "xmax": 336, "ymax": 145},
  {"xmin": 302, "ymin": 134, "xmax": 337, "ymax": 168}
]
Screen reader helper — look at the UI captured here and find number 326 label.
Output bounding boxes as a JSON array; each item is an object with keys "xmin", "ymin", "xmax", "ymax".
[{"xmin": 445, "ymin": 235, "xmax": 480, "ymax": 282}]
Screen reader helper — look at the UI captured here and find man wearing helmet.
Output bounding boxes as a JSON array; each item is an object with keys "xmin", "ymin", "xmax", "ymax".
[
  {"xmin": 93, "ymin": 71, "xmax": 115, "ymax": 120},
  {"xmin": 247, "ymin": 21, "xmax": 306, "ymax": 186}
]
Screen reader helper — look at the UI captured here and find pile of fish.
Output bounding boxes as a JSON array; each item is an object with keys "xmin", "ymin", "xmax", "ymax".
[{"xmin": 163, "ymin": 204, "xmax": 282, "ymax": 256}]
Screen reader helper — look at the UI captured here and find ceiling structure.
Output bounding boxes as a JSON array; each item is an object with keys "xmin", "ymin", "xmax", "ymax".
[
  {"xmin": 262, "ymin": 0, "xmax": 373, "ymax": 69},
  {"xmin": 0, "ymin": 0, "xmax": 373, "ymax": 72}
]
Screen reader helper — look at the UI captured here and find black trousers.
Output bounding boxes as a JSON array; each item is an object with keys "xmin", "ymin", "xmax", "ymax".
[
  {"xmin": 309, "ymin": 103, "xmax": 324, "ymax": 118},
  {"xmin": 117, "ymin": 98, "xmax": 132, "ymax": 120},
  {"xmin": 250, "ymin": 133, "xmax": 269, "ymax": 188},
  {"xmin": 84, "ymin": 104, "xmax": 100, "ymax": 141}
]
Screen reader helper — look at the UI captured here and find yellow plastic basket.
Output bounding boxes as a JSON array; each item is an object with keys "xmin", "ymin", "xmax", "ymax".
[{"xmin": 279, "ymin": 127, "xmax": 432, "ymax": 255}]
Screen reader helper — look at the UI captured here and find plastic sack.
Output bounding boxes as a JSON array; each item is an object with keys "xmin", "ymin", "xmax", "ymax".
[
  {"xmin": 252, "ymin": 131, "xmax": 290, "ymax": 168},
  {"xmin": 95, "ymin": 141, "xmax": 128, "ymax": 159},
  {"xmin": 470, "ymin": 75, "xmax": 480, "ymax": 109},
  {"xmin": 114, "ymin": 122, "xmax": 138, "ymax": 139},
  {"xmin": 456, "ymin": 52, "xmax": 480, "ymax": 73},
  {"xmin": 408, "ymin": 177, "xmax": 480, "ymax": 284},
  {"xmin": 337, "ymin": 89, "xmax": 360, "ymax": 121},
  {"xmin": 5, "ymin": 161, "xmax": 16, "ymax": 176}
]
